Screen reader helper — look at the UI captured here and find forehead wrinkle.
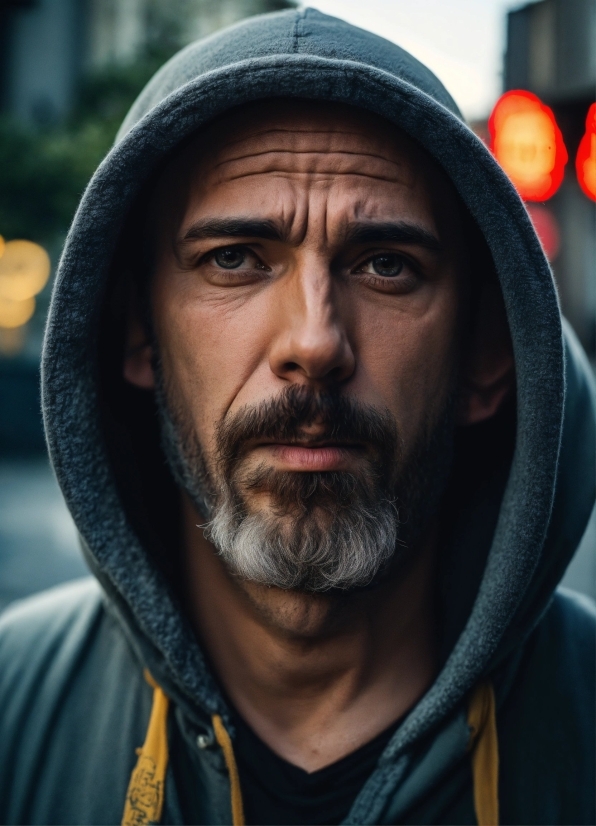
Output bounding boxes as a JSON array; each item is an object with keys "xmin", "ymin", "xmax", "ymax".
[
  {"xmin": 215, "ymin": 169, "xmax": 407, "ymax": 186},
  {"xmin": 185, "ymin": 164, "xmax": 428, "ymax": 249},
  {"xmin": 211, "ymin": 149, "xmax": 404, "ymax": 172},
  {"xmin": 191, "ymin": 112, "xmax": 422, "ymax": 199},
  {"xmin": 207, "ymin": 150, "xmax": 409, "ymax": 187},
  {"xmin": 212, "ymin": 126, "xmax": 381, "ymax": 149},
  {"xmin": 334, "ymin": 195, "xmax": 391, "ymax": 231},
  {"xmin": 203, "ymin": 125, "xmax": 407, "ymax": 182}
]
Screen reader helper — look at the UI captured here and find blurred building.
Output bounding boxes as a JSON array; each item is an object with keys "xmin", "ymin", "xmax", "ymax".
[
  {"xmin": 504, "ymin": 0, "xmax": 596, "ymax": 356},
  {"xmin": 0, "ymin": 0, "xmax": 293, "ymax": 126},
  {"xmin": 88, "ymin": 0, "xmax": 294, "ymax": 68}
]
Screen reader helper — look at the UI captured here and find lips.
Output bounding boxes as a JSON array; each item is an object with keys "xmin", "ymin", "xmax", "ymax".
[{"xmin": 255, "ymin": 442, "xmax": 364, "ymax": 472}]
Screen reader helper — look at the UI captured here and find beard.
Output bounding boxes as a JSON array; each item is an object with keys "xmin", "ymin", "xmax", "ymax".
[{"xmin": 155, "ymin": 365, "xmax": 455, "ymax": 593}]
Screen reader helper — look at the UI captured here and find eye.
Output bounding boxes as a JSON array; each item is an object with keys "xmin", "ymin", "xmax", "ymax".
[
  {"xmin": 360, "ymin": 253, "xmax": 405, "ymax": 277},
  {"xmin": 198, "ymin": 244, "xmax": 270, "ymax": 286},
  {"xmin": 212, "ymin": 247, "xmax": 250, "ymax": 269}
]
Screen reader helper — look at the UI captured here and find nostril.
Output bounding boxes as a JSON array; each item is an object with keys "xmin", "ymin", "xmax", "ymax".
[{"xmin": 327, "ymin": 364, "xmax": 348, "ymax": 382}]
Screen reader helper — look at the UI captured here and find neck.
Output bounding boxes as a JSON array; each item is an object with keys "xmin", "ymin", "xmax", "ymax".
[{"xmin": 182, "ymin": 495, "xmax": 438, "ymax": 771}]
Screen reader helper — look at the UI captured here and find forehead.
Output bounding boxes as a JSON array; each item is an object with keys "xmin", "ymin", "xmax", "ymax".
[
  {"xmin": 155, "ymin": 100, "xmax": 461, "ymax": 237},
  {"xmin": 196, "ymin": 101, "xmax": 413, "ymax": 179}
]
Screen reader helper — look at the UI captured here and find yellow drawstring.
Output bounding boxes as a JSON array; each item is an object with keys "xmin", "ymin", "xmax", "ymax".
[
  {"xmin": 121, "ymin": 673, "xmax": 245, "ymax": 826},
  {"xmin": 122, "ymin": 672, "xmax": 491, "ymax": 826},
  {"xmin": 213, "ymin": 714, "xmax": 246, "ymax": 826},
  {"xmin": 468, "ymin": 682, "xmax": 500, "ymax": 826},
  {"xmin": 122, "ymin": 671, "xmax": 170, "ymax": 826}
]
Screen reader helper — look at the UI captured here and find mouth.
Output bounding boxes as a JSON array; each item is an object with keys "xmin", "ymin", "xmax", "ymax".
[{"xmin": 251, "ymin": 440, "xmax": 366, "ymax": 472}]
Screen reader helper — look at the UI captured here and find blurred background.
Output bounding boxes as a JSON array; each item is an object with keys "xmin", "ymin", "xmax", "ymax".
[{"xmin": 0, "ymin": 0, "xmax": 594, "ymax": 609}]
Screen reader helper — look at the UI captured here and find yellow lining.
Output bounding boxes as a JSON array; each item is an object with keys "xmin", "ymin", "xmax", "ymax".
[
  {"xmin": 213, "ymin": 713, "xmax": 246, "ymax": 826},
  {"xmin": 122, "ymin": 671, "xmax": 170, "ymax": 826},
  {"xmin": 468, "ymin": 682, "xmax": 500, "ymax": 826}
]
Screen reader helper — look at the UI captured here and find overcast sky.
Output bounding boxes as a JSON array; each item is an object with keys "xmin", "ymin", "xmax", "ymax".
[{"xmin": 302, "ymin": 0, "xmax": 533, "ymax": 120}]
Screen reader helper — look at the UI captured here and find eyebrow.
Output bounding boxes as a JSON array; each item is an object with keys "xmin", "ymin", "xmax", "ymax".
[
  {"xmin": 178, "ymin": 218, "xmax": 443, "ymax": 253},
  {"xmin": 340, "ymin": 222, "xmax": 443, "ymax": 252},
  {"xmin": 180, "ymin": 218, "xmax": 282, "ymax": 244}
]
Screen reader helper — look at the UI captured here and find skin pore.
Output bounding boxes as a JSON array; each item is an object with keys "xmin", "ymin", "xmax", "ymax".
[{"xmin": 124, "ymin": 100, "xmax": 513, "ymax": 771}]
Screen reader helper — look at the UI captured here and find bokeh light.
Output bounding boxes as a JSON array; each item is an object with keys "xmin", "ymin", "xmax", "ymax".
[
  {"xmin": 0, "ymin": 240, "xmax": 51, "ymax": 303},
  {"xmin": 0, "ymin": 294, "xmax": 36, "ymax": 329},
  {"xmin": 576, "ymin": 103, "xmax": 596, "ymax": 202},
  {"xmin": 490, "ymin": 90, "xmax": 567, "ymax": 201}
]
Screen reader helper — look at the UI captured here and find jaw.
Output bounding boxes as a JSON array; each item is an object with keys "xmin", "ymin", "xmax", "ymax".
[
  {"xmin": 228, "ymin": 533, "xmax": 427, "ymax": 642},
  {"xmin": 182, "ymin": 491, "xmax": 362, "ymax": 640},
  {"xmin": 235, "ymin": 576, "xmax": 379, "ymax": 641}
]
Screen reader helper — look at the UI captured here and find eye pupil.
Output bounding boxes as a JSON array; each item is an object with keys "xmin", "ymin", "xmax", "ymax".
[
  {"xmin": 372, "ymin": 254, "xmax": 403, "ymax": 277},
  {"xmin": 215, "ymin": 248, "xmax": 244, "ymax": 269}
]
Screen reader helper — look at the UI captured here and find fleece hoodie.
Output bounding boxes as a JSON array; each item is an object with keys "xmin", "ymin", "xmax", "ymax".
[{"xmin": 0, "ymin": 8, "xmax": 595, "ymax": 825}]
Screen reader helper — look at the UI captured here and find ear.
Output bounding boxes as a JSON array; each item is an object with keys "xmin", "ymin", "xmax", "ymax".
[
  {"xmin": 457, "ymin": 281, "xmax": 514, "ymax": 426},
  {"xmin": 123, "ymin": 304, "xmax": 155, "ymax": 390}
]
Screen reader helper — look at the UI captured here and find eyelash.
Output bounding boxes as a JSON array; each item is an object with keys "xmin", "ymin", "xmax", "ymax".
[
  {"xmin": 198, "ymin": 245, "xmax": 420, "ymax": 287},
  {"xmin": 201, "ymin": 245, "xmax": 266, "ymax": 268},
  {"xmin": 354, "ymin": 252, "xmax": 417, "ymax": 274}
]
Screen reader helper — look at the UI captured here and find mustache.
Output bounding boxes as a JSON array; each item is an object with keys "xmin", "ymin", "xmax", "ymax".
[{"xmin": 214, "ymin": 384, "xmax": 400, "ymax": 473}]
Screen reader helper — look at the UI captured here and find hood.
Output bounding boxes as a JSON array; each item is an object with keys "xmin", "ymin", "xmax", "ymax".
[{"xmin": 42, "ymin": 5, "xmax": 595, "ymax": 775}]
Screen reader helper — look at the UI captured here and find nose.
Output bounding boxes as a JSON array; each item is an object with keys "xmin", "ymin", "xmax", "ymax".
[{"xmin": 268, "ymin": 260, "xmax": 356, "ymax": 386}]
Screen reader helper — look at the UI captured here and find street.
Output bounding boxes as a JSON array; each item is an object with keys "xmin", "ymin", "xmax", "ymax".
[{"xmin": 0, "ymin": 458, "xmax": 88, "ymax": 610}]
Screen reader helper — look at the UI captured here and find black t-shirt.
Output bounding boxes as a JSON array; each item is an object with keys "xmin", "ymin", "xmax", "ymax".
[{"xmin": 233, "ymin": 713, "xmax": 402, "ymax": 826}]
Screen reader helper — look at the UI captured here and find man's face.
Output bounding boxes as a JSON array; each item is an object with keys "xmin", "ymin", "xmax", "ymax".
[{"xmin": 142, "ymin": 101, "xmax": 467, "ymax": 591}]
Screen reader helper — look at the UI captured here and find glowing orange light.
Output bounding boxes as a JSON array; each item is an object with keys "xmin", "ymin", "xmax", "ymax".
[
  {"xmin": 576, "ymin": 103, "xmax": 596, "ymax": 201},
  {"xmin": 0, "ymin": 239, "xmax": 50, "ymax": 302},
  {"xmin": 0, "ymin": 236, "xmax": 5, "ymax": 258},
  {"xmin": 0, "ymin": 294, "xmax": 35, "ymax": 329},
  {"xmin": 489, "ymin": 90, "xmax": 567, "ymax": 201}
]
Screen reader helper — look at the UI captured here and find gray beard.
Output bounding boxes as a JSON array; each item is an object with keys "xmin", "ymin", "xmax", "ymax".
[
  {"xmin": 154, "ymin": 364, "xmax": 454, "ymax": 593},
  {"xmin": 207, "ymin": 471, "xmax": 400, "ymax": 592}
]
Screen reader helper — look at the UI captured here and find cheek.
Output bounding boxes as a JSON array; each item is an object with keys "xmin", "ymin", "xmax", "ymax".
[
  {"xmin": 152, "ymin": 272, "xmax": 274, "ymax": 454},
  {"xmin": 353, "ymin": 283, "xmax": 459, "ymax": 443}
]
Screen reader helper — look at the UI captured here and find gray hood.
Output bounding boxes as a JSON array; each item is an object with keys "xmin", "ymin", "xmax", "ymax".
[{"xmin": 41, "ymin": 4, "xmax": 596, "ymax": 806}]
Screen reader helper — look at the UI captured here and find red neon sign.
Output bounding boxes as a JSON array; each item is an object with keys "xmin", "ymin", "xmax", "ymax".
[
  {"xmin": 489, "ymin": 90, "xmax": 567, "ymax": 201},
  {"xmin": 576, "ymin": 103, "xmax": 596, "ymax": 202}
]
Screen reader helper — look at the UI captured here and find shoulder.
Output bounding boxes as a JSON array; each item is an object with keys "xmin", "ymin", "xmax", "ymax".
[
  {"xmin": 542, "ymin": 588, "xmax": 596, "ymax": 703},
  {"xmin": 516, "ymin": 587, "xmax": 595, "ymax": 710},
  {"xmin": 498, "ymin": 588, "xmax": 595, "ymax": 824},
  {"xmin": 540, "ymin": 587, "xmax": 596, "ymax": 662},
  {"xmin": 0, "ymin": 577, "xmax": 103, "ymax": 650},
  {"xmin": 547, "ymin": 585, "xmax": 596, "ymax": 626},
  {"xmin": 0, "ymin": 578, "xmax": 105, "ymax": 695},
  {"xmin": 0, "ymin": 579, "xmax": 150, "ymax": 824},
  {"xmin": 0, "ymin": 578, "xmax": 115, "ymax": 754}
]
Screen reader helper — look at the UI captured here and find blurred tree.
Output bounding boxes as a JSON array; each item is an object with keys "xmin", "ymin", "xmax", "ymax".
[{"xmin": 0, "ymin": 45, "xmax": 174, "ymax": 245}]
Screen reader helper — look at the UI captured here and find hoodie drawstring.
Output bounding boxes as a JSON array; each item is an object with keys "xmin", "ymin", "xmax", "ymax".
[
  {"xmin": 213, "ymin": 714, "xmax": 246, "ymax": 826},
  {"xmin": 123, "ymin": 673, "xmax": 496, "ymax": 826},
  {"xmin": 122, "ymin": 671, "xmax": 169, "ymax": 826},
  {"xmin": 121, "ymin": 674, "xmax": 245, "ymax": 826},
  {"xmin": 468, "ymin": 682, "xmax": 500, "ymax": 826}
]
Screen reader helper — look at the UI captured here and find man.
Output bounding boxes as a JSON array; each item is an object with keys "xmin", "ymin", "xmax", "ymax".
[{"xmin": 0, "ymin": 8, "xmax": 594, "ymax": 826}]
